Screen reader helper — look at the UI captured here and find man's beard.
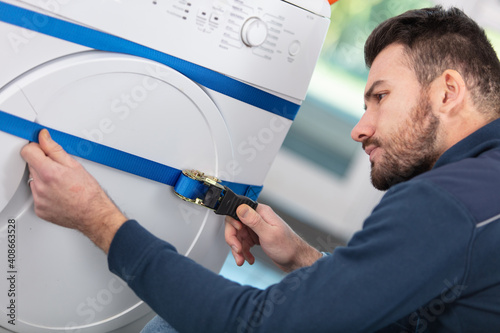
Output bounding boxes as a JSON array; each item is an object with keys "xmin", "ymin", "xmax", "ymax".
[{"xmin": 364, "ymin": 92, "xmax": 442, "ymax": 191}]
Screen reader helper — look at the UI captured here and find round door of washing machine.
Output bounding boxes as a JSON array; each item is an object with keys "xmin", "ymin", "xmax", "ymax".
[{"xmin": 0, "ymin": 51, "xmax": 234, "ymax": 332}]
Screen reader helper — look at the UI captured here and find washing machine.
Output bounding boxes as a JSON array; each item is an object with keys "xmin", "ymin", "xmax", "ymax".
[{"xmin": 0, "ymin": 0, "xmax": 331, "ymax": 332}]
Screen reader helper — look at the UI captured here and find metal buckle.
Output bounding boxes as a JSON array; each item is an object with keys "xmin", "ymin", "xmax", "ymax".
[
  {"xmin": 174, "ymin": 169, "xmax": 225, "ymax": 210},
  {"xmin": 174, "ymin": 169, "xmax": 258, "ymax": 221}
]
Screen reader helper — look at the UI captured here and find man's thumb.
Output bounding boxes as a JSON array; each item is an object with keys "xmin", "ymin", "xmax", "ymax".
[
  {"xmin": 38, "ymin": 129, "xmax": 72, "ymax": 165},
  {"xmin": 237, "ymin": 204, "xmax": 266, "ymax": 233}
]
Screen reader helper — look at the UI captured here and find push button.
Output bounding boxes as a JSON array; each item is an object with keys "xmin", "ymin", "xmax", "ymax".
[{"xmin": 288, "ymin": 40, "xmax": 301, "ymax": 56}]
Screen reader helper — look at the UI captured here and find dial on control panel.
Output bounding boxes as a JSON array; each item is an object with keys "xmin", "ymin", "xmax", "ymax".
[{"xmin": 241, "ymin": 17, "xmax": 268, "ymax": 47}]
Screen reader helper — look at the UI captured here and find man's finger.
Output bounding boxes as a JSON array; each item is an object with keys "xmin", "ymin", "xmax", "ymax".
[
  {"xmin": 236, "ymin": 204, "xmax": 269, "ymax": 236},
  {"xmin": 226, "ymin": 215, "xmax": 243, "ymax": 231},
  {"xmin": 241, "ymin": 247, "xmax": 255, "ymax": 265},
  {"xmin": 38, "ymin": 129, "xmax": 75, "ymax": 166},
  {"xmin": 231, "ymin": 247, "xmax": 246, "ymax": 266},
  {"xmin": 225, "ymin": 220, "xmax": 241, "ymax": 251},
  {"xmin": 21, "ymin": 142, "xmax": 49, "ymax": 168},
  {"xmin": 225, "ymin": 223, "xmax": 245, "ymax": 265}
]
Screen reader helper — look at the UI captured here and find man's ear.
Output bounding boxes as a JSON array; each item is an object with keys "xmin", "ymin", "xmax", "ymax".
[{"xmin": 436, "ymin": 69, "xmax": 466, "ymax": 116}]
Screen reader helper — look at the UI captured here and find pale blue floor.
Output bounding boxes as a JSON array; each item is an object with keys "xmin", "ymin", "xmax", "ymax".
[{"xmin": 219, "ymin": 252, "xmax": 286, "ymax": 289}]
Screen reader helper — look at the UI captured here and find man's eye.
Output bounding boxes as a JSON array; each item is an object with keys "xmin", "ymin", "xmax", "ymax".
[{"xmin": 376, "ymin": 93, "xmax": 387, "ymax": 101}]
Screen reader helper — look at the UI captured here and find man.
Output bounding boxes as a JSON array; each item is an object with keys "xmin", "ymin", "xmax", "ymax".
[{"xmin": 21, "ymin": 6, "xmax": 500, "ymax": 332}]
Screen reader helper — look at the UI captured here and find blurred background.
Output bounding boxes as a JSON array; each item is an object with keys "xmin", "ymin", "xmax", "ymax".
[{"xmin": 220, "ymin": 0, "xmax": 500, "ymax": 288}]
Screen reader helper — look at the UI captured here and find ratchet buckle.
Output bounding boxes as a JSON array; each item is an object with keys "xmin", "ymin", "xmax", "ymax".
[{"xmin": 174, "ymin": 170, "xmax": 258, "ymax": 221}]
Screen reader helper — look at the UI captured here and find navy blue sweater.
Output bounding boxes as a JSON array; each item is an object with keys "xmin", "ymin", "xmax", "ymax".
[{"xmin": 108, "ymin": 118, "xmax": 500, "ymax": 332}]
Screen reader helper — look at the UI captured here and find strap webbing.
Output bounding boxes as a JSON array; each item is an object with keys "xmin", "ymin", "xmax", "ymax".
[
  {"xmin": 0, "ymin": 110, "xmax": 263, "ymax": 200},
  {"xmin": 0, "ymin": 1, "xmax": 300, "ymax": 121}
]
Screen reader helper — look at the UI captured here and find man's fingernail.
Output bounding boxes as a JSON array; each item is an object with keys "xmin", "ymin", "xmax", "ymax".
[
  {"xmin": 42, "ymin": 129, "xmax": 50, "ymax": 140},
  {"xmin": 238, "ymin": 205, "xmax": 249, "ymax": 219}
]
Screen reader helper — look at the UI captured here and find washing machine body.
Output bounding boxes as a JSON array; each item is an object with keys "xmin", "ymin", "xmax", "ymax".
[{"xmin": 0, "ymin": 0, "xmax": 331, "ymax": 332}]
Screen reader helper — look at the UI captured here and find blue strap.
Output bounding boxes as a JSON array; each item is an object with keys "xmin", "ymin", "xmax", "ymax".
[
  {"xmin": 173, "ymin": 172, "xmax": 262, "ymax": 202},
  {"xmin": 0, "ymin": 110, "xmax": 263, "ymax": 200},
  {"xmin": 0, "ymin": 1, "xmax": 299, "ymax": 121},
  {"xmin": 174, "ymin": 175, "xmax": 208, "ymax": 201}
]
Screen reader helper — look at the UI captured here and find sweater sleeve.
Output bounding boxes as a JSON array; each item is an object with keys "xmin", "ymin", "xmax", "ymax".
[{"xmin": 108, "ymin": 180, "xmax": 474, "ymax": 333}]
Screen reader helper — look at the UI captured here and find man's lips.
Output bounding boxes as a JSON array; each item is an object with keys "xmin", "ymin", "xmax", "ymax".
[{"xmin": 364, "ymin": 145, "xmax": 379, "ymax": 162}]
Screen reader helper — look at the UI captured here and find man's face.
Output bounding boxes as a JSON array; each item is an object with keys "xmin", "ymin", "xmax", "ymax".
[{"xmin": 351, "ymin": 44, "xmax": 443, "ymax": 191}]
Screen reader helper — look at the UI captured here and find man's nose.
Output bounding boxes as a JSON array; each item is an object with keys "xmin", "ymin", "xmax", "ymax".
[{"xmin": 351, "ymin": 112, "xmax": 375, "ymax": 143}]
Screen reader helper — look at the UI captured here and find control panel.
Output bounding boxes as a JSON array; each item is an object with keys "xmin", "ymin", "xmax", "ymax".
[{"xmin": 15, "ymin": 0, "xmax": 331, "ymax": 101}]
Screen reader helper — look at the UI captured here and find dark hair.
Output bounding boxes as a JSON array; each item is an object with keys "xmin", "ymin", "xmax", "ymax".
[{"xmin": 365, "ymin": 6, "xmax": 500, "ymax": 118}]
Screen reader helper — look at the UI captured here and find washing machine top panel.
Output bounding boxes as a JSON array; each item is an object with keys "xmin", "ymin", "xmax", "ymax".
[
  {"xmin": 0, "ymin": 51, "xmax": 232, "ymax": 332},
  {"xmin": 9, "ymin": 0, "xmax": 331, "ymax": 101}
]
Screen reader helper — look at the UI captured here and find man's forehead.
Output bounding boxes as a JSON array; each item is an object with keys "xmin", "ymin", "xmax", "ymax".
[{"xmin": 365, "ymin": 44, "xmax": 414, "ymax": 91}]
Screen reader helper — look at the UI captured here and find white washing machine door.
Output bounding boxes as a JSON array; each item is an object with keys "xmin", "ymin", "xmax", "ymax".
[{"xmin": 0, "ymin": 51, "xmax": 233, "ymax": 332}]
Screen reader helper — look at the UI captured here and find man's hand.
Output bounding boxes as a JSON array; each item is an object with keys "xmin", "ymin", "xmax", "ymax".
[
  {"xmin": 21, "ymin": 129, "xmax": 127, "ymax": 253},
  {"xmin": 225, "ymin": 204, "xmax": 322, "ymax": 273}
]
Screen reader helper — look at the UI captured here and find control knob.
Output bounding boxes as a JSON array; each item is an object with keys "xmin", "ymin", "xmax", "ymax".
[{"xmin": 241, "ymin": 17, "xmax": 268, "ymax": 47}]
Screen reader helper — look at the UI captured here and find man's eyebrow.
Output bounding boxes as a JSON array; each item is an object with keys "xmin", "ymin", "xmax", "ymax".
[
  {"xmin": 364, "ymin": 80, "xmax": 386, "ymax": 101},
  {"xmin": 363, "ymin": 80, "xmax": 386, "ymax": 110}
]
